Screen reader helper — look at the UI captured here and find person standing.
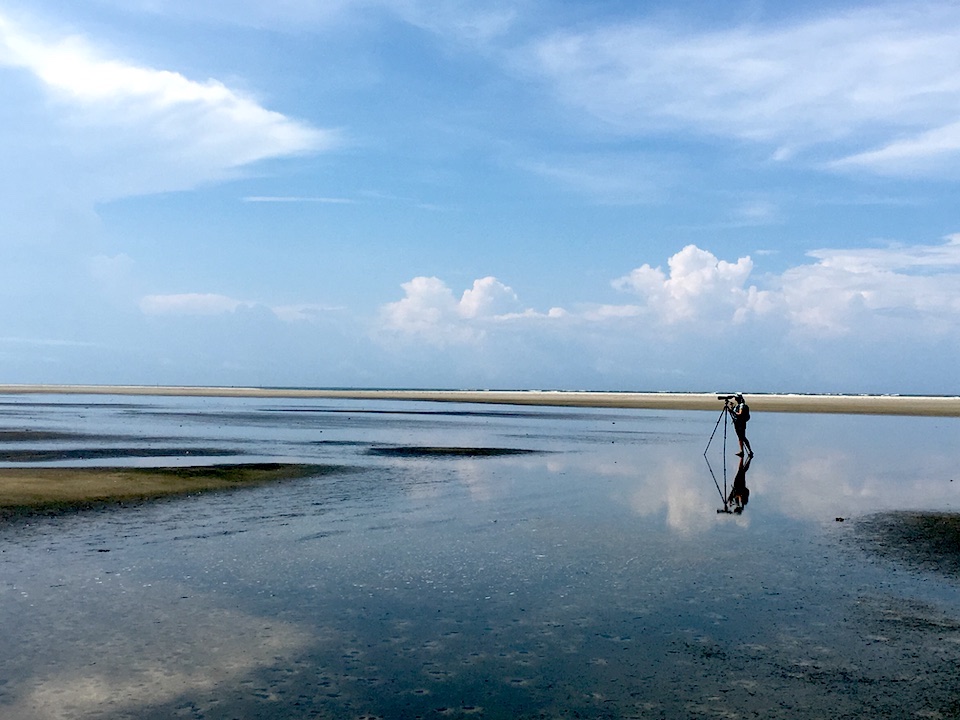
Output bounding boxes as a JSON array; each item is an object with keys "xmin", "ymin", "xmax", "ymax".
[{"xmin": 727, "ymin": 393, "xmax": 753, "ymax": 458}]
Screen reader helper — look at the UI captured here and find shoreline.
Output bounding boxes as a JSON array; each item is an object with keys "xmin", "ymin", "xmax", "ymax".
[{"xmin": 1, "ymin": 384, "xmax": 959, "ymax": 416}]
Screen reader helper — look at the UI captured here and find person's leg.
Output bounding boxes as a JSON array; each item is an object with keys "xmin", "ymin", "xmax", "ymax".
[{"xmin": 734, "ymin": 424, "xmax": 746, "ymax": 455}]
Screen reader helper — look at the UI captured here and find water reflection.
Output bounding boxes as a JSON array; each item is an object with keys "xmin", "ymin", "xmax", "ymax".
[
  {"xmin": 6, "ymin": 602, "xmax": 311, "ymax": 720},
  {"xmin": 727, "ymin": 454, "xmax": 752, "ymax": 514},
  {"xmin": 1, "ymin": 396, "xmax": 960, "ymax": 718}
]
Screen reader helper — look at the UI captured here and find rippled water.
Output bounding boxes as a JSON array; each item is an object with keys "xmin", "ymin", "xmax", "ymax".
[{"xmin": 1, "ymin": 395, "xmax": 959, "ymax": 718}]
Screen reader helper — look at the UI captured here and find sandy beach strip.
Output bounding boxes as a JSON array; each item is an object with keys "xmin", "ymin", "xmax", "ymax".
[
  {"xmin": 1, "ymin": 384, "xmax": 959, "ymax": 416},
  {"xmin": 0, "ymin": 463, "xmax": 339, "ymax": 517}
]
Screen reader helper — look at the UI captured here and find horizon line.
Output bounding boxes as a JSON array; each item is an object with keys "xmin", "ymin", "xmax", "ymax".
[{"xmin": 1, "ymin": 384, "xmax": 958, "ymax": 416}]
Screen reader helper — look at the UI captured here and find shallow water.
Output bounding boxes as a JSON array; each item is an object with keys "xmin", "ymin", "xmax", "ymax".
[{"xmin": 1, "ymin": 395, "xmax": 959, "ymax": 718}]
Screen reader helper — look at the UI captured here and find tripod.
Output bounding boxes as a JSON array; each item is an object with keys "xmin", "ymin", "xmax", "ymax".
[{"xmin": 704, "ymin": 402, "xmax": 731, "ymax": 513}]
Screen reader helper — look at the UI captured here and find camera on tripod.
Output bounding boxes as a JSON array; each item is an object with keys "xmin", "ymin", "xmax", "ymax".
[{"xmin": 717, "ymin": 394, "xmax": 736, "ymax": 403}]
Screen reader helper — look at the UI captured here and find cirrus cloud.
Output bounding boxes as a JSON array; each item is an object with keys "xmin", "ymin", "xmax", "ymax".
[
  {"xmin": 139, "ymin": 293, "xmax": 338, "ymax": 322},
  {"xmin": 522, "ymin": 4, "xmax": 960, "ymax": 178},
  {"xmin": 0, "ymin": 11, "xmax": 336, "ymax": 201},
  {"xmin": 140, "ymin": 293, "xmax": 252, "ymax": 316}
]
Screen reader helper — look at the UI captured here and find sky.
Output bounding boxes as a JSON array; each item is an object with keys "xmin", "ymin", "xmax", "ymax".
[{"xmin": 1, "ymin": 0, "xmax": 959, "ymax": 394}]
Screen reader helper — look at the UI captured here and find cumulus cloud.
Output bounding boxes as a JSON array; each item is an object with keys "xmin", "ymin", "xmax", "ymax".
[
  {"xmin": 609, "ymin": 238, "xmax": 960, "ymax": 336},
  {"xmin": 0, "ymin": 11, "xmax": 335, "ymax": 200},
  {"xmin": 380, "ymin": 275, "xmax": 546, "ymax": 343},
  {"xmin": 612, "ymin": 244, "xmax": 768, "ymax": 324},
  {"xmin": 779, "ymin": 234, "xmax": 960, "ymax": 335},
  {"xmin": 459, "ymin": 276, "xmax": 521, "ymax": 318},
  {"xmin": 379, "ymin": 249, "xmax": 772, "ymax": 348},
  {"xmin": 523, "ymin": 4, "xmax": 960, "ymax": 177},
  {"xmin": 379, "ymin": 235, "xmax": 960, "ymax": 352}
]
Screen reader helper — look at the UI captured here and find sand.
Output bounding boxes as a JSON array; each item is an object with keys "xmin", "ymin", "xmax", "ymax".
[
  {"xmin": 2, "ymin": 384, "xmax": 959, "ymax": 416},
  {"xmin": 0, "ymin": 463, "xmax": 338, "ymax": 517}
]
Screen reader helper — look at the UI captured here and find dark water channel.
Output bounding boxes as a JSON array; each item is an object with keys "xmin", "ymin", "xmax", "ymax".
[{"xmin": 1, "ymin": 395, "xmax": 959, "ymax": 718}]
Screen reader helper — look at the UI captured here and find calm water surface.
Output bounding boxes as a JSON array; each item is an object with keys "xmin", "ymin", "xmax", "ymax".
[{"xmin": 1, "ymin": 395, "xmax": 959, "ymax": 719}]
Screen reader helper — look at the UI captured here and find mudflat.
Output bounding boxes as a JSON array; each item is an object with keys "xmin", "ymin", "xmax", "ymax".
[
  {"xmin": 0, "ymin": 463, "xmax": 337, "ymax": 517},
  {"xmin": 2, "ymin": 393, "xmax": 959, "ymax": 719}
]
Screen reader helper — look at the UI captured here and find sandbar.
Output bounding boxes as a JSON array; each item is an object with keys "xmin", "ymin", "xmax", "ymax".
[
  {"xmin": 0, "ymin": 463, "xmax": 339, "ymax": 518},
  {"xmin": 1, "ymin": 384, "xmax": 959, "ymax": 416}
]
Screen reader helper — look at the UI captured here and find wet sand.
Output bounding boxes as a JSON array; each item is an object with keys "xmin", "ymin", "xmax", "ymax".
[
  {"xmin": 0, "ymin": 445, "xmax": 537, "ymax": 513},
  {"xmin": 1, "ymin": 383, "xmax": 959, "ymax": 415},
  {"xmin": 1, "ymin": 394, "xmax": 959, "ymax": 718},
  {"xmin": 858, "ymin": 511, "xmax": 960, "ymax": 577},
  {"xmin": 0, "ymin": 463, "xmax": 337, "ymax": 518}
]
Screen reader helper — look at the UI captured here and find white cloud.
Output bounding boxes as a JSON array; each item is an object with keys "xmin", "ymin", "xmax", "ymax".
[
  {"xmin": 272, "ymin": 303, "xmax": 343, "ymax": 322},
  {"xmin": 88, "ymin": 253, "xmax": 135, "ymax": 284},
  {"xmin": 779, "ymin": 234, "xmax": 960, "ymax": 335},
  {"xmin": 832, "ymin": 120, "xmax": 960, "ymax": 176},
  {"xmin": 606, "ymin": 238, "xmax": 960, "ymax": 336},
  {"xmin": 243, "ymin": 196, "xmax": 355, "ymax": 204},
  {"xmin": 379, "ymin": 249, "xmax": 766, "ymax": 346},
  {"xmin": 579, "ymin": 304, "xmax": 644, "ymax": 321},
  {"xmin": 612, "ymin": 244, "xmax": 765, "ymax": 324},
  {"xmin": 735, "ymin": 200, "xmax": 780, "ymax": 225},
  {"xmin": 523, "ymin": 4, "xmax": 960, "ymax": 176},
  {"xmin": 379, "ymin": 235, "xmax": 960, "ymax": 355},
  {"xmin": 809, "ymin": 233, "xmax": 960, "ymax": 272},
  {"xmin": 80, "ymin": 0, "xmax": 517, "ymax": 42},
  {"xmin": 140, "ymin": 293, "xmax": 251, "ymax": 316},
  {"xmin": 518, "ymin": 152, "xmax": 676, "ymax": 205},
  {"xmin": 378, "ymin": 249, "xmax": 771, "ymax": 348},
  {"xmin": 0, "ymin": 11, "xmax": 335, "ymax": 200},
  {"xmin": 380, "ymin": 275, "xmax": 539, "ymax": 344},
  {"xmin": 384, "ymin": 0, "xmax": 517, "ymax": 43},
  {"xmin": 139, "ymin": 293, "xmax": 337, "ymax": 322},
  {"xmin": 459, "ymin": 276, "xmax": 521, "ymax": 318}
]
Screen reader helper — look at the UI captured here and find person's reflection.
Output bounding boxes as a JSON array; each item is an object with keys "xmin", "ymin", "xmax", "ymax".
[{"xmin": 727, "ymin": 454, "xmax": 752, "ymax": 514}]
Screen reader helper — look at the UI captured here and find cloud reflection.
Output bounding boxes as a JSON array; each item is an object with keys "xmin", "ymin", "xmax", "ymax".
[{"xmin": 6, "ymin": 603, "xmax": 310, "ymax": 720}]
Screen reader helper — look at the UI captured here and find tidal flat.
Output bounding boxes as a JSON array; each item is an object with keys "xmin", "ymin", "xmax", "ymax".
[
  {"xmin": 0, "ymin": 464, "xmax": 339, "ymax": 519},
  {"xmin": 1, "ymin": 393, "xmax": 959, "ymax": 719}
]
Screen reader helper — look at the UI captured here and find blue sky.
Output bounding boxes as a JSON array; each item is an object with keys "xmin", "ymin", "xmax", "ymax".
[{"xmin": 1, "ymin": 1, "xmax": 959, "ymax": 393}]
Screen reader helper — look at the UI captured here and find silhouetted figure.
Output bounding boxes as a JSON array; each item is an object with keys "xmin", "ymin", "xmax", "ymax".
[
  {"xmin": 728, "ymin": 454, "xmax": 752, "ymax": 514},
  {"xmin": 727, "ymin": 393, "xmax": 753, "ymax": 458}
]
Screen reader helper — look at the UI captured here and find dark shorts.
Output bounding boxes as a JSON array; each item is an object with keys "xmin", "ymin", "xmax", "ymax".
[{"xmin": 733, "ymin": 421, "xmax": 747, "ymax": 440}]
